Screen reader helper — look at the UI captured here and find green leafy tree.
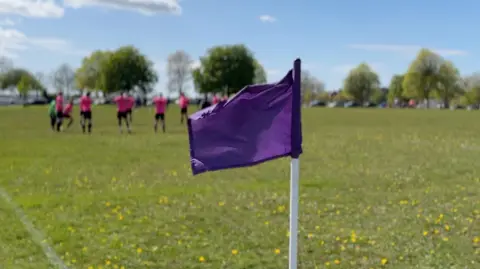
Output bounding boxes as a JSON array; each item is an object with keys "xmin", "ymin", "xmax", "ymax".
[
  {"xmin": 372, "ymin": 87, "xmax": 388, "ymax": 105},
  {"xmin": 333, "ymin": 90, "xmax": 351, "ymax": 102},
  {"xmin": 98, "ymin": 46, "xmax": 158, "ymax": 94},
  {"xmin": 343, "ymin": 63, "xmax": 380, "ymax": 104},
  {"xmin": 461, "ymin": 74, "xmax": 480, "ymax": 105},
  {"xmin": 254, "ymin": 60, "xmax": 267, "ymax": 84},
  {"xmin": 192, "ymin": 44, "xmax": 256, "ymax": 95},
  {"xmin": 75, "ymin": 50, "xmax": 112, "ymax": 90},
  {"xmin": 16, "ymin": 74, "xmax": 32, "ymax": 102},
  {"xmin": 403, "ymin": 49, "xmax": 443, "ymax": 108},
  {"xmin": 387, "ymin": 75, "xmax": 405, "ymax": 105},
  {"xmin": 435, "ymin": 61, "xmax": 462, "ymax": 108},
  {"xmin": 0, "ymin": 68, "xmax": 44, "ymax": 91}
]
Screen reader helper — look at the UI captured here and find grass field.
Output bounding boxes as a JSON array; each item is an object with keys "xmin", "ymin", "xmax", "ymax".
[{"xmin": 0, "ymin": 106, "xmax": 479, "ymax": 269}]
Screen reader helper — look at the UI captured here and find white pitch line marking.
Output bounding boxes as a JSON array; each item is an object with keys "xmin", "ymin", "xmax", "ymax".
[{"xmin": 0, "ymin": 188, "xmax": 68, "ymax": 269}]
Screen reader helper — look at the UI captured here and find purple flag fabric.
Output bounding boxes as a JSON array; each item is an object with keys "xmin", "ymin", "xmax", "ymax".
[{"xmin": 187, "ymin": 60, "xmax": 303, "ymax": 175}]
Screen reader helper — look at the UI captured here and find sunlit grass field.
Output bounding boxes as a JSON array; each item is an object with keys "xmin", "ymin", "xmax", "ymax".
[{"xmin": 0, "ymin": 106, "xmax": 478, "ymax": 269}]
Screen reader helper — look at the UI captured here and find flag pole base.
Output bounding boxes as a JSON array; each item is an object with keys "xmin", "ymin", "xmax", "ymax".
[{"xmin": 288, "ymin": 158, "xmax": 299, "ymax": 269}]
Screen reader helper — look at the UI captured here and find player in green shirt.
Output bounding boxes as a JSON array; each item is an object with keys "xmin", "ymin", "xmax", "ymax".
[{"xmin": 48, "ymin": 100, "xmax": 56, "ymax": 130}]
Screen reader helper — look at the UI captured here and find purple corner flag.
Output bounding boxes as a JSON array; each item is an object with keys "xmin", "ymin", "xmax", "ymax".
[{"xmin": 187, "ymin": 59, "xmax": 303, "ymax": 175}]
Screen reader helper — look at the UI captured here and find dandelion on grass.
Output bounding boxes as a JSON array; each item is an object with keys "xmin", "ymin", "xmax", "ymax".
[
  {"xmin": 231, "ymin": 249, "xmax": 239, "ymax": 255},
  {"xmin": 334, "ymin": 259, "xmax": 340, "ymax": 265},
  {"xmin": 199, "ymin": 256, "xmax": 205, "ymax": 262},
  {"xmin": 137, "ymin": 248, "xmax": 142, "ymax": 254},
  {"xmin": 381, "ymin": 258, "xmax": 388, "ymax": 265},
  {"xmin": 274, "ymin": 248, "xmax": 281, "ymax": 254}
]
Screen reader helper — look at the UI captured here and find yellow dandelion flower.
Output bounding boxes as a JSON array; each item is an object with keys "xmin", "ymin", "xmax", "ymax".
[
  {"xmin": 335, "ymin": 236, "xmax": 340, "ymax": 241},
  {"xmin": 118, "ymin": 214, "xmax": 124, "ymax": 221},
  {"xmin": 315, "ymin": 225, "xmax": 320, "ymax": 230},
  {"xmin": 423, "ymin": 231, "xmax": 428, "ymax": 236},
  {"xmin": 325, "ymin": 261, "xmax": 330, "ymax": 266},
  {"xmin": 231, "ymin": 249, "xmax": 239, "ymax": 255},
  {"xmin": 274, "ymin": 248, "xmax": 281, "ymax": 254},
  {"xmin": 444, "ymin": 224, "xmax": 450, "ymax": 231},
  {"xmin": 106, "ymin": 260, "xmax": 111, "ymax": 265},
  {"xmin": 307, "ymin": 233, "xmax": 313, "ymax": 239},
  {"xmin": 199, "ymin": 256, "xmax": 205, "ymax": 262},
  {"xmin": 334, "ymin": 259, "xmax": 340, "ymax": 265},
  {"xmin": 442, "ymin": 237, "xmax": 449, "ymax": 242},
  {"xmin": 105, "ymin": 202, "xmax": 111, "ymax": 207},
  {"xmin": 381, "ymin": 258, "xmax": 388, "ymax": 265},
  {"xmin": 120, "ymin": 266, "xmax": 125, "ymax": 269},
  {"xmin": 340, "ymin": 245, "xmax": 346, "ymax": 251},
  {"xmin": 88, "ymin": 266, "xmax": 94, "ymax": 269},
  {"xmin": 473, "ymin": 236, "xmax": 479, "ymax": 243},
  {"xmin": 218, "ymin": 201, "xmax": 225, "ymax": 206},
  {"xmin": 136, "ymin": 248, "xmax": 142, "ymax": 254},
  {"xmin": 264, "ymin": 221, "xmax": 269, "ymax": 225}
]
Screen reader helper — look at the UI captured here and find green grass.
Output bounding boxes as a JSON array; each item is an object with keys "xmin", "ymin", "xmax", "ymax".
[{"xmin": 0, "ymin": 106, "xmax": 479, "ymax": 269}]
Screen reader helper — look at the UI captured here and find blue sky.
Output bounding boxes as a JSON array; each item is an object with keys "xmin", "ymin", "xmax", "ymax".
[{"xmin": 0, "ymin": 0, "xmax": 477, "ymax": 94}]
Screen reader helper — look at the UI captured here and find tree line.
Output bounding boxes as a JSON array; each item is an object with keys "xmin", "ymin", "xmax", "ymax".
[
  {"xmin": 1, "ymin": 45, "xmax": 478, "ymax": 108},
  {"xmin": 0, "ymin": 44, "xmax": 270, "ymax": 101}
]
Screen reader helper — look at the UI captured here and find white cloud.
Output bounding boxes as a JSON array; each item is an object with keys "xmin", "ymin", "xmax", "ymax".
[
  {"xmin": 64, "ymin": 0, "xmax": 182, "ymax": 15},
  {"xmin": 259, "ymin": 14, "xmax": 276, "ymax": 23},
  {"xmin": 0, "ymin": 27, "xmax": 85, "ymax": 58},
  {"xmin": 348, "ymin": 44, "xmax": 467, "ymax": 57},
  {"xmin": 332, "ymin": 62, "xmax": 384, "ymax": 75},
  {"xmin": 0, "ymin": 18, "xmax": 14, "ymax": 25},
  {"xmin": 0, "ymin": 0, "xmax": 64, "ymax": 18}
]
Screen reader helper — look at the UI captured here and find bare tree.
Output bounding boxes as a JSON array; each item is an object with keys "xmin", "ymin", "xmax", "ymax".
[
  {"xmin": 166, "ymin": 50, "xmax": 193, "ymax": 94},
  {"xmin": 301, "ymin": 70, "xmax": 325, "ymax": 104},
  {"xmin": 52, "ymin": 63, "xmax": 75, "ymax": 97},
  {"xmin": 34, "ymin": 71, "xmax": 46, "ymax": 97},
  {"xmin": 0, "ymin": 56, "xmax": 13, "ymax": 75}
]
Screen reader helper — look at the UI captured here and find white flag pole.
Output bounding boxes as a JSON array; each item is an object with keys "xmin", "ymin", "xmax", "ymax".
[
  {"xmin": 288, "ymin": 58, "xmax": 301, "ymax": 269},
  {"xmin": 288, "ymin": 158, "xmax": 300, "ymax": 269}
]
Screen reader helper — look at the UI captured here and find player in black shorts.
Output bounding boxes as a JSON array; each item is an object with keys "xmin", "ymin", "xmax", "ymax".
[
  {"xmin": 179, "ymin": 92, "xmax": 189, "ymax": 124},
  {"xmin": 114, "ymin": 93, "xmax": 131, "ymax": 133},
  {"xmin": 79, "ymin": 92, "xmax": 93, "ymax": 133}
]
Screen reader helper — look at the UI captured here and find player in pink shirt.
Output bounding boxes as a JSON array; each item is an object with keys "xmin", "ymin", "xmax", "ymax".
[
  {"xmin": 179, "ymin": 92, "xmax": 189, "ymax": 124},
  {"xmin": 126, "ymin": 93, "xmax": 135, "ymax": 124},
  {"xmin": 62, "ymin": 98, "xmax": 74, "ymax": 130},
  {"xmin": 222, "ymin": 94, "xmax": 229, "ymax": 102},
  {"xmin": 114, "ymin": 92, "xmax": 131, "ymax": 133},
  {"xmin": 212, "ymin": 94, "xmax": 220, "ymax": 105},
  {"xmin": 153, "ymin": 93, "xmax": 168, "ymax": 133},
  {"xmin": 80, "ymin": 92, "xmax": 93, "ymax": 133},
  {"xmin": 54, "ymin": 92, "xmax": 64, "ymax": 132}
]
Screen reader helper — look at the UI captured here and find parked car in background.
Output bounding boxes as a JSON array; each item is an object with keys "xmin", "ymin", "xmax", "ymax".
[
  {"xmin": 309, "ymin": 100, "xmax": 326, "ymax": 107},
  {"xmin": 344, "ymin": 101, "xmax": 361, "ymax": 108},
  {"xmin": 26, "ymin": 97, "xmax": 49, "ymax": 105}
]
